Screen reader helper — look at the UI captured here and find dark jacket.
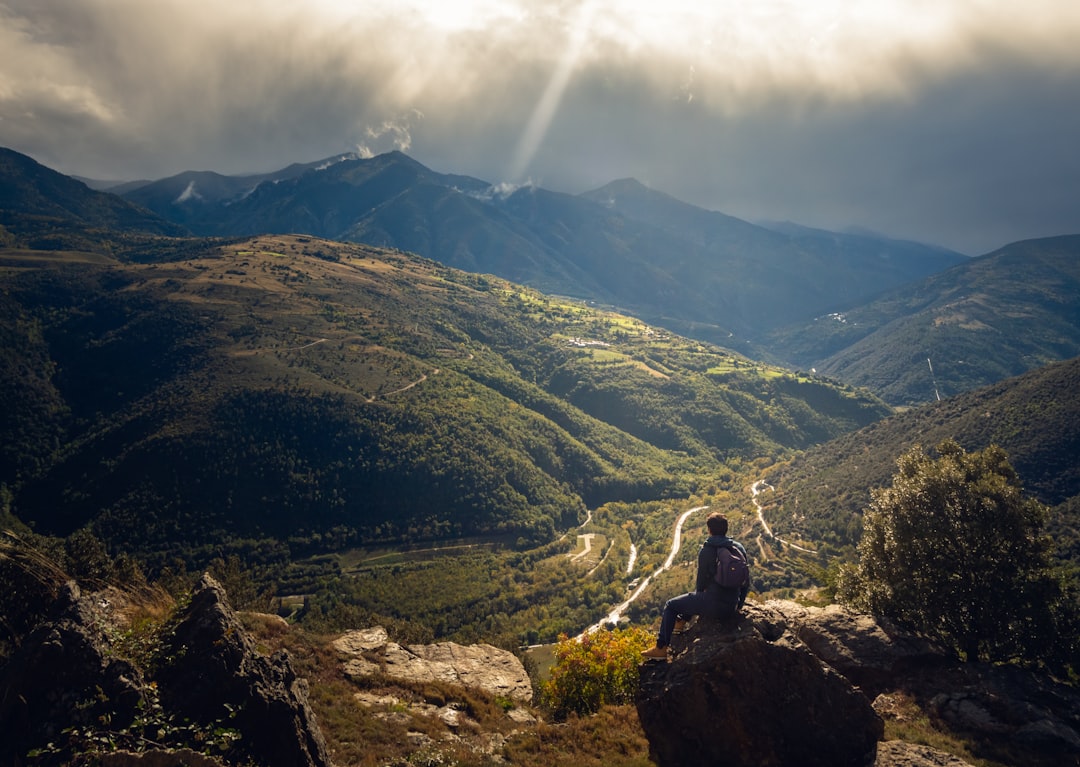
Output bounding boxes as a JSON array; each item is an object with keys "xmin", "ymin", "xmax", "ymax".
[{"xmin": 697, "ymin": 535, "xmax": 750, "ymax": 608}]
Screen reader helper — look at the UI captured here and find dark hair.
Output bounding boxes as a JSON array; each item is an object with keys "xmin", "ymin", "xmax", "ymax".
[{"xmin": 706, "ymin": 512, "xmax": 729, "ymax": 537}]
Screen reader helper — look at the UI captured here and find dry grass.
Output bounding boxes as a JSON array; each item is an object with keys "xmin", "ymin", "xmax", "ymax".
[
  {"xmin": 0, "ymin": 529, "xmax": 69, "ymax": 590},
  {"xmin": 240, "ymin": 615, "xmax": 656, "ymax": 767},
  {"xmin": 875, "ymin": 689, "xmax": 1069, "ymax": 767},
  {"xmin": 501, "ymin": 707, "xmax": 653, "ymax": 767}
]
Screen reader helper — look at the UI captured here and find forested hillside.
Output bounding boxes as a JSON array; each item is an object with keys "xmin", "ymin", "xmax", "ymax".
[
  {"xmin": 764, "ymin": 235, "xmax": 1080, "ymax": 405},
  {"xmin": 1, "ymin": 235, "xmax": 889, "ymax": 574},
  {"xmin": 759, "ymin": 355, "xmax": 1080, "ymax": 560}
]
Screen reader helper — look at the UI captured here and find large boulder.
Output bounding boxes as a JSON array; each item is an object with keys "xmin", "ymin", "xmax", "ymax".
[
  {"xmin": 637, "ymin": 599, "xmax": 1080, "ymax": 767},
  {"xmin": 154, "ymin": 574, "xmax": 332, "ymax": 767},
  {"xmin": 765, "ymin": 601, "xmax": 946, "ymax": 696},
  {"xmin": 333, "ymin": 627, "xmax": 533, "ymax": 704},
  {"xmin": 768, "ymin": 601, "xmax": 1080, "ymax": 759},
  {"xmin": 636, "ymin": 601, "xmax": 883, "ymax": 767}
]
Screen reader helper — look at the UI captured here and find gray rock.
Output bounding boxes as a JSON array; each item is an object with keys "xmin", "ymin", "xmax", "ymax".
[
  {"xmin": 334, "ymin": 628, "xmax": 533, "ymax": 704},
  {"xmin": 925, "ymin": 664, "xmax": 1080, "ymax": 755},
  {"xmin": 155, "ymin": 574, "xmax": 332, "ymax": 767},
  {"xmin": 332, "ymin": 626, "xmax": 388, "ymax": 654},
  {"xmin": 636, "ymin": 601, "xmax": 883, "ymax": 767},
  {"xmin": 766, "ymin": 600, "xmax": 944, "ymax": 695}
]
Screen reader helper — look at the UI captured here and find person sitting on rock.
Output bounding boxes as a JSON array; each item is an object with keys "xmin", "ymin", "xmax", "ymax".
[{"xmin": 642, "ymin": 511, "xmax": 750, "ymax": 660}]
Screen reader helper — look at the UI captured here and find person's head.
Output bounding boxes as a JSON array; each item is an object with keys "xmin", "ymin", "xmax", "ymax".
[{"xmin": 706, "ymin": 512, "xmax": 729, "ymax": 537}]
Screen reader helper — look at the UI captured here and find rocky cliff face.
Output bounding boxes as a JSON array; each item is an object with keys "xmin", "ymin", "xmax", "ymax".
[
  {"xmin": 636, "ymin": 600, "xmax": 1080, "ymax": 767},
  {"xmin": 155, "ymin": 574, "xmax": 332, "ymax": 767},
  {"xmin": 0, "ymin": 575, "xmax": 331, "ymax": 767},
  {"xmin": 637, "ymin": 601, "xmax": 884, "ymax": 767}
]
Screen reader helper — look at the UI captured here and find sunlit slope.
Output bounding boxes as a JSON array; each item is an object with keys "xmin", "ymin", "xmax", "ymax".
[{"xmin": 2, "ymin": 236, "xmax": 889, "ymax": 560}]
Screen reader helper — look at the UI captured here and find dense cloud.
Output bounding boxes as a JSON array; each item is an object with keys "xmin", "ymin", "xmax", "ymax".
[{"xmin": 2, "ymin": 0, "xmax": 1079, "ymax": 254}]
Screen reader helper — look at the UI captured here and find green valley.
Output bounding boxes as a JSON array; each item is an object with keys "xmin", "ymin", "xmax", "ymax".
[{"xmin": 1, "ymin": 233, "xmax": 891, "ymax": 644}]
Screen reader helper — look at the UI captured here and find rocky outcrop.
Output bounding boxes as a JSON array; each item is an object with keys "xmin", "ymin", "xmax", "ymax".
[
  {"xmin": 770, "ymin": 601, "xmax": 1080, "ymax": 760},
  {"xmin": 155, "ymin": 574, "xmax": 332, "ymax": 767},
  {"xmin": 0, "ymin": 575, "xmax": 332, "ymax": 767},
  {"xmin": 333, "ymin": 626, "xmax": 533, "ymax": 704},
  {"xmin": 919, "ymin": 663, "xmax": 1080, "ymax": 755},
  {"xmin": 771, "ymin": 601, "xmax": 945, "ymax": 696},
  {"xmin": 637, "ymin": 599, "xmax": 1080, "ymax": 767},
  {"xmin": 637, "ymin": 601, "xmax": 884, "ymax": 767},
  {"xmin": 0, "ymin": 581, "xmax": 147, "ymax": 766}
]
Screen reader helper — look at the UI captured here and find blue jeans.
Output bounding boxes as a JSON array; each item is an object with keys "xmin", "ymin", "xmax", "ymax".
[{"xmin": 657, "ymin": 589, "xmax": 736, "ymax": 647}]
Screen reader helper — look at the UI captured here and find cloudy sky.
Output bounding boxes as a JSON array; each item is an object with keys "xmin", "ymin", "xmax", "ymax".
[{"xmin": 2, "ymin": 0, "xmax": 1079, "ymax": 254}]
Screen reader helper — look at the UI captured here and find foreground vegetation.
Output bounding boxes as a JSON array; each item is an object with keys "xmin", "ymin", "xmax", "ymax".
[{"xmin": 837, "ymin": 441, "xmax": 1079, "ymax": 673}]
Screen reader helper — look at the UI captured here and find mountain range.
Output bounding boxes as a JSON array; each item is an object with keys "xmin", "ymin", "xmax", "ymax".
[
  {"xmin": 0, "ymin": 147, "xmax": 187, "ymax": 248},
  {"xmin": 0, "ymin": 229, "xmax": 892, "ymax": 568},
  {"xmin": 7, "ymin": 146, "xmax": 1080, "ymax": 406},
  {"xmin": 115, "ymin": 151, "xmax": 964, "ymax": 337},
  {"xmin": 764, "ymin": 235, "xmax": 1080, "ymax": 405},
  {"xmin": 109, "ymin": 150, "xmax": 1080, "ymax": 406}
]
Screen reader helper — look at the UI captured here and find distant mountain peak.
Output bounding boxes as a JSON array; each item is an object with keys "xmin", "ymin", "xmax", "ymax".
[
  {"xmin": 599, "ymin": 177, "xmax": 650, "ymax": 191},
  {"xmin": 584, "ymin": 177, "xmax": 652, "ymax": 199},
  {"xmin": 0, "ymin": 145, "xmax": 187, "ymax": 237}
]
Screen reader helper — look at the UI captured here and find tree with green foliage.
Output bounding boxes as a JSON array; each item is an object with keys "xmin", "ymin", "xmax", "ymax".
[
  {"xmin": 837, "ymin": 440, "xmax": 1079, "ymax": 670},
  {"xmin": 541, "ymin": 627, "xmax": 654, "ymax": 719}
]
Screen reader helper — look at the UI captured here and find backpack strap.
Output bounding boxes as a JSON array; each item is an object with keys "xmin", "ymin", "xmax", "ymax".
[{"xmin": 713, "ymin": 539, "xmax": 745, "ymax": 559}]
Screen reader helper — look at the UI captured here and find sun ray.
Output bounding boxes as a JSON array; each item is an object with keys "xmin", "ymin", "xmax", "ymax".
[{"xmin": 509, "ymin": 2, "xmax": 597, "ymax": 180}]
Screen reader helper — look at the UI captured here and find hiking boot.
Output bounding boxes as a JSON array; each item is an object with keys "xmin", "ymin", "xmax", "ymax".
[
  {"xmin": 673, "ymin": 618, "xmax": 688, "ymax": 633},
  {"xmin": 641, "ymin": 645, "xmax": 669, "ymax": 660}
]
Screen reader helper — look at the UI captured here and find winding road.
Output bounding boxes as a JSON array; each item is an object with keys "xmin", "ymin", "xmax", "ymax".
[
  {"xmin": 752, "ymin": 479, "xmax": 816, "ymax": 554},
  {"xmin": 567, "ymin": 478, "xmax": 815, "ymax": 641},
  {"xmin": 578, "ymin": 505, "xmax": 709, "ymax": 638}
]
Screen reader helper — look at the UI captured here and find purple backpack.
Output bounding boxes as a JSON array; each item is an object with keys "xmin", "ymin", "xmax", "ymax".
[{"xmin": 715, "ymin": 543, "xmax": 749, "ymax": 589}]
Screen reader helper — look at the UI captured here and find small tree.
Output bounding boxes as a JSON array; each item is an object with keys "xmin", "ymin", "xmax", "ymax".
[
  {"xmin": 542, "ymin": 627, "xmax": 654, "ymax": 719},
  {"xmin": 837, "ymin": 440, "xmax": 1079, "ymax": 669}
]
